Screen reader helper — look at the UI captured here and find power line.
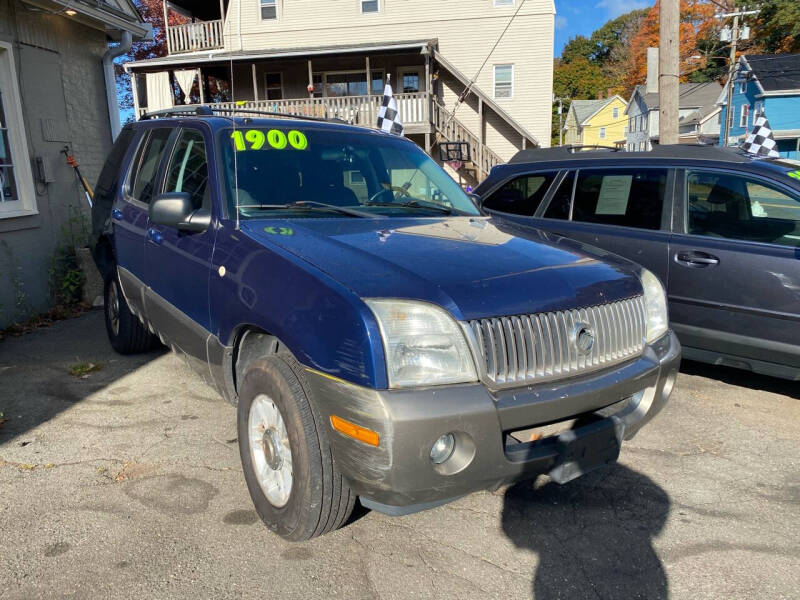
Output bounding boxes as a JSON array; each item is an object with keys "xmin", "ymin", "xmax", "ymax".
[{"xmin": 446, "ymin": 0, "xmax": 528, "ymax": 124}]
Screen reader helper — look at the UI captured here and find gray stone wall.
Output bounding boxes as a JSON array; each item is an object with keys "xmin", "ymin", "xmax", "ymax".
[{"xmin": 0, "ymin": 0, "xmax": 111, "ymax": 327}]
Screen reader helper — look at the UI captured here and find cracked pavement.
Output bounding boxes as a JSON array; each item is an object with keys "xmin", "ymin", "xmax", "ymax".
[{"xmin": 1, "ymin": 311, "xmax": 798, "ymax": 599}]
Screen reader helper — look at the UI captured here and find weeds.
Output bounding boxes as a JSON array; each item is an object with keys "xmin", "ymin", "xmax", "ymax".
[{"xmin": 68, "ymin": 361, "xmax": 102, "ymax": 377}]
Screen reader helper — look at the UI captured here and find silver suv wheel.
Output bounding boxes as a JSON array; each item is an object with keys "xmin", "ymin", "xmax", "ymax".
[{"xmin": 248, "ymin": 393, "xmax": 293, "ymax": 508}]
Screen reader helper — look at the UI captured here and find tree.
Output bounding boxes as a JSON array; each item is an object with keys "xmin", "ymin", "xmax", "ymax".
[
  {"xmin": 553, "ymin": 56, "xmax": 606, "ymax": 100},
  {"xmin": 561, "ymin": 35, "xmax": 596, "ymax": 64},
  {"xmin": 115, "ymin": 0, "xmax": 187, "ymax": 119},
  {"xmin": 747, "ymin": 0, "xmax": 800, "ymax": 53},
  {"xmin": 589, "ymin": 9, "xmax": 650, "ymax": 66},
  {"xmin": 624, "ymin": 0, "xmax": 718, "ymax": 94}
]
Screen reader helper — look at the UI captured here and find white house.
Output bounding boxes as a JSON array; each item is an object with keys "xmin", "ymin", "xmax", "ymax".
[{"xmin": 124, "ymin": 0, "xmax": 556, "ymax": 182}]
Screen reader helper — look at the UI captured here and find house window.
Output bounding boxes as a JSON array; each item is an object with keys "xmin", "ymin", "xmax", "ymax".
[
  {"xmin": 401, "ymin": 71, "xmax": 420, "ymax": 93},
  {"xmin": 260, "ymin": 0, "xmax": 277, "ymax": 20},
  {"xmin": 361, "ymin": 0, "xmax": 379, "ymax": 13},
  {"xmin": 494, "ymin": 0, "xmax": 514, "ymax": 5},
  {"xmin": 265, "ymin": 73, "xmax": 282, "ymax": 100},
  {"xmin": 739, "ymin": 78, "xmax": 747, "ymax": 93},
  {"xmin": 612, "ymin": 107, "xmax": 619, "ymax": 119},
  {"xmin": 754, "ymin": 101, "xmax": 764, "ymax": 119},
  {"xmin": 493, "ymin": 64, "xmax": 513, "ymax": 99},
  {"xmin": 639, "ymin": 141, "xmax": 645, "ymax": 151},
  {"xmin": 740, "ymin": 104, "xmax": 749, "ymax": 128},
  {"xmin": 0, "ymin": 42, "xmax": 35, "ymax": 218},
  {"xmin": 599, "ymin": 127, "xmax": 606, "ymax": 139},
  {"xmin": 313, "ymin": 71, "xmax": 383, "ymax": 98}
]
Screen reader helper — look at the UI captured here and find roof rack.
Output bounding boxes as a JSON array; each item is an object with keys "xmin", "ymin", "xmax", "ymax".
[
  {"xmin": 509, "ymin": 144, "xmax": 753, "ymax": 164},
  {"xmin": 563, "ymin": 145, "xmax": 621, "ymax": 153},
  {"xmin": 139, "ymin": 104, "xmax": 348, "ymax": 125}
]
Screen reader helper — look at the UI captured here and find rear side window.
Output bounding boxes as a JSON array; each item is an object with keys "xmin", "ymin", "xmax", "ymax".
[
  {"xmin": 164, "ymin": 129, "xmax": 210, "ymax": 210},
  {"xmin": 543, "ymin": 170, "xmax": 574, "ymax": 220},
  {"xmin": 129, "ymin": 128, "xmax": 172, "ymax": 204},
  {"xmin": 687, "ymin": 170, "xmax": 800, "ymax": 247},
  {"xmin": 92, "ymin": 125, "xmax": 136, "ymax": 237},
  {"xmin": 571, "ymin": 169, "xmax": 667, "ymax": 230},
  {"xmin": 483, "ymin": 171, "xmax": 558, "ymax": 216}
]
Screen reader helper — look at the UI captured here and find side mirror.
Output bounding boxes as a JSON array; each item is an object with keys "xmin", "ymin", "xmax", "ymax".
[
  {"xmin": 149, "ymin": 192, "xmax": 211, "ymax": 233},
  {"xmin": 468, "ymin": 192, "xmax": 482, "ymax": 209}
]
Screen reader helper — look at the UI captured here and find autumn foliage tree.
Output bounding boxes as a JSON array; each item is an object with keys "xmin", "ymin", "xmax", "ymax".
[
  {"xmin": 624, "ymin": 0, "xmax": 718, "ymax": 92},
  {"xmin": 116, "ymin": 0, "xmax": 188, "ymax": 118}
]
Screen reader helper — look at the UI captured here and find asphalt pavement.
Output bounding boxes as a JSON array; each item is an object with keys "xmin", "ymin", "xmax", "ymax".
[{"xmin": 1, "ymin": 311, "xmax": 798, "ymax": 599}]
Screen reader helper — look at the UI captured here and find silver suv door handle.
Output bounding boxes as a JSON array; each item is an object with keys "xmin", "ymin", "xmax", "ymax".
[{"xmin": 675, "ymin": 250, "xmax": 719, "ymax": 268}]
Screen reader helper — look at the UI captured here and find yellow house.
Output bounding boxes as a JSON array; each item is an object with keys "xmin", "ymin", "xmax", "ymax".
[{"xmin": 563, "ymin": 95, "xmax": 627, "ymax": 147}]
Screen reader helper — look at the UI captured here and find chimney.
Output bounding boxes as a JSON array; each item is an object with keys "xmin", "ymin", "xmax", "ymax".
[
  {"xmin": 597, "ymin": 91, "xmax": 604, "ymax": 100},
  {"xmin": 607, "ymin": 88, "xmax": 613, "ymax": 99},
  {"xmin": 646, "ymin": 47, "xmax": 659, "ymax": 95}
]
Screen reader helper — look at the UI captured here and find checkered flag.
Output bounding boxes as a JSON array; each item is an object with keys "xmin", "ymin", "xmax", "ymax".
[
  {"xmin": 740, "ymin": 115, "xmax": 780, "ymax": 159},
  {"xmin": 377, "ymin": 78, "xmax": 403, "ymax": 136}
]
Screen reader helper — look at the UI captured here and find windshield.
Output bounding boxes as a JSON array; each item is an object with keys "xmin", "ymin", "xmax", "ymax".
[{"xmin": 218, "ymin": 126, "xmax": 480, "ymax": 218}]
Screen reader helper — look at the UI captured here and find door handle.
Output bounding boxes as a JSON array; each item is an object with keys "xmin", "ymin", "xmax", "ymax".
[
  {"xmin": 111, "ymin": 209, "xmax": 123, "ymax": 221},
  {"xmin": 147, "ymin": 228, "xmax": 164, "ymax": 244},
  {"xmin": 675, "ymin": 250, "xmax": 719, "ymax": 268}
]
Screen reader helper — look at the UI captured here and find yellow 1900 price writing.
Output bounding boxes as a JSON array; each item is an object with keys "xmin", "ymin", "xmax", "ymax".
[{"xmin": 231, "ymin": 129, "xmax": 309, "ymax": 151}]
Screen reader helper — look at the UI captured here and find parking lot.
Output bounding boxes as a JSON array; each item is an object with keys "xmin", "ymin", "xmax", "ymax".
[{"xmin": 1, "ymin": 310, "xmax": 798, "ymax": 599}]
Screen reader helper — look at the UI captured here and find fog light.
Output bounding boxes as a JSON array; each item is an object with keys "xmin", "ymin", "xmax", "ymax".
[{"xmin": 430, "ymin": 433, "xmax": 456, "ymax": 464}]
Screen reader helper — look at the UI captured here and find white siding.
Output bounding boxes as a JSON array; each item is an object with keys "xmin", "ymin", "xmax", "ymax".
[{"xmin": 220, "ymin": 0, "xmax": 555, "ymax": 150}]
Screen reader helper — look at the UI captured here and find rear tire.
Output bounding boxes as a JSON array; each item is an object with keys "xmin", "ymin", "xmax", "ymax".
[
  {"xmin": 104, "ymin": 271, "xmax": 159, "ymax": 354},
  {"xmin": 237, "ymin": 354, "xmax": 355, "ymax": 541}
]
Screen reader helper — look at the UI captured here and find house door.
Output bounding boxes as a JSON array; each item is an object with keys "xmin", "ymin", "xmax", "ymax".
[{"xmin": 396, "ymin": 66, "xmax": 426, "ymax": 123}]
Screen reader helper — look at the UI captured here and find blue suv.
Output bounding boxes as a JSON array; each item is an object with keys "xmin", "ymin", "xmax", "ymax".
[{"xmin": 91, "ymin": 109, "xmax": 680, "ymax": 540}]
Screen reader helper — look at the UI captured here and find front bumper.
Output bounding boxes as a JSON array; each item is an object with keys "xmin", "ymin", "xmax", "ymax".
[{"xmin": 305, "ymin": 331, "xmax": 680, "ymax": 515}]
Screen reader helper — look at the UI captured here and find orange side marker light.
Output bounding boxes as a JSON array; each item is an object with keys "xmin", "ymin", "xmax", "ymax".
[{"xmin": 330, "ymin": 415, "xmax": 380, "ymax": 447}]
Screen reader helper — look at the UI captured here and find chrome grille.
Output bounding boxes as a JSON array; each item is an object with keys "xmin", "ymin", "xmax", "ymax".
[{"xmin": 468, "ymin": 296, "xmax": 646, "ymax": 387}]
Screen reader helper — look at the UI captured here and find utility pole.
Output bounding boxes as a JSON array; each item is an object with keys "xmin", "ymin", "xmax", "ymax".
[
  {"xmin": 659, "ymin": 0, "xmax": 679, "ymax": 145},
  {"xmin": 558, "ymin": 98, "xmax": 564, "ymax": 146},
  {"xmin": 718, "ymin": 6, "xmax": 759, "ymax": 147},
  {"xmin": 553, "ymin": 95, "xmax": 566, "ymax": 146}
]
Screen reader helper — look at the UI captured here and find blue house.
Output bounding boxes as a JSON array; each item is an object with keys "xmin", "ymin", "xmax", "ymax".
[{"xmin": 719, "ymin": 54, "xmax": 800, "ymax": 159}]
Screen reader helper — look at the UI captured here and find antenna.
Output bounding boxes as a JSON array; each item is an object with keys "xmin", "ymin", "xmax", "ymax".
[{"xmin": 230, "ymin": 58, "xmax": 240, "ymax": 231}]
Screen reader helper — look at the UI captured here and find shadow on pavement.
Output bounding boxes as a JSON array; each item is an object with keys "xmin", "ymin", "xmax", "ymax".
[
  {"xmin": 680, "ymin": 359, "xmax": 800, "ymax": 400},
  {"xmin": 502, "ymin": 464, "xmax": 669, "ymax": 600},
  {"xmin": 0, "ymin": 311, "xmax": 166, "ymax": 445}
]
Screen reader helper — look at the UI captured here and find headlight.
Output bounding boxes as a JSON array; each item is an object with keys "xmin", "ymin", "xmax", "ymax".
[
  {"xmin": 364, "ymin": 299, "xmax": 478, "ymax": 388},
  {"xmin": 640, "ymin": 269, "xmax": 668, "ymax": 343}
]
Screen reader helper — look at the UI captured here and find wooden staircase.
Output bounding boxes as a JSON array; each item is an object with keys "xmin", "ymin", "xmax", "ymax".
[{"xmin": 431, "ymin": 102, "xmax": 504, "ymax": 185}]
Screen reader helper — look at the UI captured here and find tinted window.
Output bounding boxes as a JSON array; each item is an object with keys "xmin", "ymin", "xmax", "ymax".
[
  {"xmin": 543, "ymin": 171, "xmax": 574, "ymax": 220},
  {"xmin": 687, "ymin": 170, "xmax": 800, "ymax": 247},
  {"xmin": 571, "ymin": 169, "xmax": 666, "ymax": 230},
  {"xmin": 164, "ymin": 129, "xmax": 209, "ymax": 210},
  {"xmin": 92, "ymin": 125, "xmax": 135, "ymax": 237},
  {"xmin": 483, "ymin": 171, "xmax": 558, "ymax": 216},
  {"xmin": 129, "ymin": 128, "xmax": 171, "ymax": 204}
]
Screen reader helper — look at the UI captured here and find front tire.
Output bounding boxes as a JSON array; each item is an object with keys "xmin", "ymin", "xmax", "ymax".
[
  {"xmin": 237, "ymin": 354, "xmax": 355, "ymax": 541},
  {"xmin": 104, "ymin": 271, "xmax": 158, "ymax": 354}
]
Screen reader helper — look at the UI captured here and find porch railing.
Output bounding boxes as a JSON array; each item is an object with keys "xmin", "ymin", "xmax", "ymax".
[
  {"xmin": 215, "ymin": 92, "xmax": 430, "ymax": 126},
  {"xmin": 167, "ymin": 20, "xmax": 224, "ymax": 54},
  {"xmin": 432, "ymin": 102, "xmax": 503, "ymax": 179}
]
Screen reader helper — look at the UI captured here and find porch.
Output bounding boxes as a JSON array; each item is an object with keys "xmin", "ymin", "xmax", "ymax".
[{"xmin": 126, "ymin": 40, "xmax": 537, "ymax": 181}]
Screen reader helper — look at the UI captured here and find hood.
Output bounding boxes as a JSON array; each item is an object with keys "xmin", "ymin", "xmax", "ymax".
[{"xmin": 242, "ymin": 217, "xmax": 642, "ymax": 321}]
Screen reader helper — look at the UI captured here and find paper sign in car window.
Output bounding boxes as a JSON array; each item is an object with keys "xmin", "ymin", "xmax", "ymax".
[{"xmin": 595, "ymin": 175, "xmax": 633, "ymax": 215}]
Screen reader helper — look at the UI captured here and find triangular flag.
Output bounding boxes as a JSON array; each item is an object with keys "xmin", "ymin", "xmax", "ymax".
[
  {"xmin": 740, "ymin": 115, "xmax": 780, "ymax": 159},
  {"xmin": 376, "ymin": 78, "xmax": 403, "ymax": 136}
]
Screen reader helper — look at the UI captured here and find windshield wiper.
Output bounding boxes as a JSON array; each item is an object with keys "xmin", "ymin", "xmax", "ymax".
[
  {"xmin": 239, "ymin": 201, "xmax": 376, "ymax": 218},
  {"xmin": 365, "ymin": 200, "xmax": 454, "ymax": 214}
]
